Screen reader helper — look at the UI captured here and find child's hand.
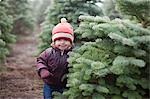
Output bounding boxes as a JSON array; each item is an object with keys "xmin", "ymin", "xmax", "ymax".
[{"xmin": 40, "ymin": 69, "xmax": 52, "ymax": 79}]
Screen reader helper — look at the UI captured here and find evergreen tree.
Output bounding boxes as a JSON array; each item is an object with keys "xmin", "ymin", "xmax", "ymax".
[
  {"xmin": 101, "ymin": 0, "xmax": 122, "ymax": 19},
  {"xmin": 36, "ymin": 0, "xmax": 51, "ymax": 24},
  {"xmin": 53, "ymin": 15, "xmax": 150, "ymax": 99},
  {"xmin": 116, "ymin": 0, "xmax": 150, "ymax": 28},
  {"xmin": 6, "ymin": 0, "xmax": 34, "ymax": 34},
  {"xmin": 30, "ymin": 0, "xmax": 51, "ymax": 24},
  {"xmin": 30, "ymin": 0, "xmax": 42, "ymax": 24},
  {"xmin": 53, "ymin": 0, "xmax": 150, "ymax": 98},
  {"xmin": 39, "ymin": 0, "xmax": 103, "ymax": 52},
  {"xmin": 0, "ymin": 0, "xmax": 16, "ymax": 63}
]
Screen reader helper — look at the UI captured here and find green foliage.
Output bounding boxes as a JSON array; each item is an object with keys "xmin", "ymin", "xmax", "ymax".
[
  {"xmin": 6, "ymin": 0, "xmax": 34, "ymax": 34},
  {"xmin": 30, "ymin": 0, "xmax": 51, "ymax": 24},
  {"xmin": 101, "ymin": 0, "xmax": 122, "ymax": 19},
  {"xmin": 0, "ymin": 0, "xmax": 16, "ymax": 63},
  {"xmin": 116, "ymin": 0, "xmax": 150, "ymax": 27},
  {"xmin": 55, "ymin": 16, "xmax": 150, "ymax": 99},
  {"xmin": 38, "ymin": 0, "xmax": 103, "ymax": 53}
]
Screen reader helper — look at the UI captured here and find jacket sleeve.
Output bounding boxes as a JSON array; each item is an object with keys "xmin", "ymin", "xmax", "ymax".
[{"xmin": 36, "ymin": 48, "xmax": 52, "ymax": 76}]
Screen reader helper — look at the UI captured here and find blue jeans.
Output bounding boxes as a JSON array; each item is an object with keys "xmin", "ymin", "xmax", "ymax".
[{"xmin": 43, "ymin": 83, "xmax": 64, "ymax": 99}]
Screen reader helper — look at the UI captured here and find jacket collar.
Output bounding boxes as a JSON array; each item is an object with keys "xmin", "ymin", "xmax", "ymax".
[{"xmin": 52, "ymin": 47, "xmax": 72, "ymax": 53}]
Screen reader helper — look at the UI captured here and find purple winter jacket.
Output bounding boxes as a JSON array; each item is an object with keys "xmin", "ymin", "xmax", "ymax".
[{"xmin": 36, "ymin": 47, "xmax": 71, "ymax": 88}]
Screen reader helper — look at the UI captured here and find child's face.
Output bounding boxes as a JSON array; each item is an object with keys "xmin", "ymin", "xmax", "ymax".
[{"xmin": 54, "ymin": 38, "xmax": 72, "ymax": 50}]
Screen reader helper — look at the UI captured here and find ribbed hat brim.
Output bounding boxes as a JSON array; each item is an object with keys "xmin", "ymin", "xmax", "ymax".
[{"xmin": 52, "ymin": 32, "xmax": 74, "ymax": 42}]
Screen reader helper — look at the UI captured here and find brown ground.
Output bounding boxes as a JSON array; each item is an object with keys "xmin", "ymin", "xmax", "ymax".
[{"xmin": 0, "ymin": 27, "xmax": 44, "ymax": 99}]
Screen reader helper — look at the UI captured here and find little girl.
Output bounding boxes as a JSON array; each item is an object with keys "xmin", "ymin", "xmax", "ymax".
[{"xmin": 36, "ymin": 18, "xmax": 74, "ymax": 99}]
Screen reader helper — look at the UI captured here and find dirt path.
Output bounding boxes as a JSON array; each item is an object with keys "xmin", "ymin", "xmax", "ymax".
[{"xmin": 0, "ymin": 27, "xmax": 43, "ymax": 99}]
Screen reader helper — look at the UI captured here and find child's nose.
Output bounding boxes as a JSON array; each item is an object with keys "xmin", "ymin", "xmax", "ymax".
[{"xmin": 60, "ymin": 39, "xmax": 65, "ymax": 43}]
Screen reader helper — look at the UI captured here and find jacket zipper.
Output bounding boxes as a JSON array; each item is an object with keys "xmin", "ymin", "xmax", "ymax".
[{"xmin": 61, "ymin": 50, "xmax": 64, "ymax": 56}]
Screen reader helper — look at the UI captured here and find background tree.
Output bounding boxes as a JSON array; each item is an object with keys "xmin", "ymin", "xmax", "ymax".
[
  {"xmin": 36, "ymin": 0, "xmax": 51, "ymax": 24},
  {"xmin": 0, "ymin": 0, "xmax": 16, "ymax": 63},
  {"xmin": 29, "ymin": 0, "xmax": 42, "ymax": 23},
  {"xmin": 39, "ymin": 0, "xmax": 103, "ymax": 52},
  {"xmin": 30, "ymin": 0, "xmax": 51, "ymax": 24},
  {"xmin": 116, "ymin": 0, "xmax": 150, "ymax": 28},
  {"xmin": 101, "ymin": 0, "xmax": 122, "ymax": 19},
  {"xmin": 6, "ymin": 0, "xmax": 34, "ymax": 34}
]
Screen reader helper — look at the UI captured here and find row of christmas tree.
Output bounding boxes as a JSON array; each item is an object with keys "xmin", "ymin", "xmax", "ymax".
[{"xmin": 0, "ymin": 0, "xmax": 34, "ymax": 63}]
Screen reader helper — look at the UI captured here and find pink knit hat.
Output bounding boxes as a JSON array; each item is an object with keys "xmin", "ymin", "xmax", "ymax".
[{"xmin": 52, "ymin": 18, "xmax": 74, "ymax": 43}]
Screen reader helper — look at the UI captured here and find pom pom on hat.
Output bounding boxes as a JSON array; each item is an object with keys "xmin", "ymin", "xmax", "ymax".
[
  {"xmin": 61, "ymin": 18, "xmax": 67, "ymax": 23},
  {"xmin": 52, "ymin": 18, "xmax": 74, "ymax": 43}
]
